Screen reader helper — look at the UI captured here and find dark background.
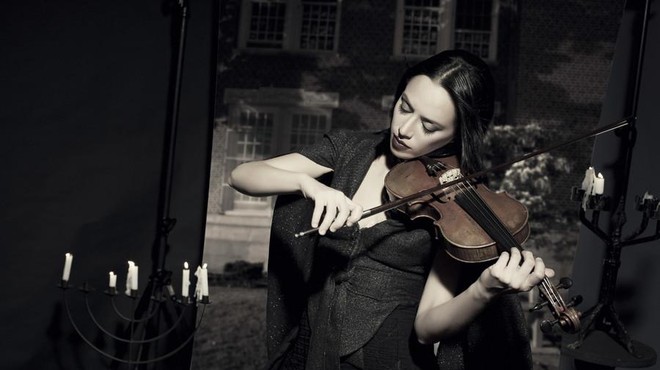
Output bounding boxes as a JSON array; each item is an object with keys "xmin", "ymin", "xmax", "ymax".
[
  {"xmin": 561, "ymin": 0, "xmax": 660, "ymax": 368},
  {"xmin": 0, "ymin": 0, "xmax": 217, "ymax": 369}
]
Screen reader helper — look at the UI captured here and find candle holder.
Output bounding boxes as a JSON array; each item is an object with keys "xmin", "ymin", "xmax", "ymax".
[
  {"xmin": 58, "ymin": 268, "xmax": 210, "ymax": 367},
  {"xmin": 564, "ymin": 187, "xmax": 659, "ymax": 367},
  {"xmin": 58, "ymin": 279, "xmax": 70, "ymax": 289},
  {"xmin": 54, "ymin": 0, "xmax": 210, "ymax": 366},
  {"xmin": 177, "ymin": 295, "xmax": 193, "ymax": 305},
  {"xmin": 570, "ymin": 188, "xmax": 611, "ymax": 211}
]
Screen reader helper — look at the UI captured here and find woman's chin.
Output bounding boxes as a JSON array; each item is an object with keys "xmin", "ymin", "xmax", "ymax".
[{"xmin": 390, "ymin": 146, "xmax": 415, "ymax": 160}]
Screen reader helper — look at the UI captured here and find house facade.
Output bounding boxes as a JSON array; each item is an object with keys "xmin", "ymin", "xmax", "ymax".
[{"xmin": 204, "ymin": 0, "xmax": 625, "ymax": 274}]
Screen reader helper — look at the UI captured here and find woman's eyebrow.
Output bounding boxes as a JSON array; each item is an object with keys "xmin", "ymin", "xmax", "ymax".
[
  {"xmin": 401, "ymin": 93, "xmax": 412, "ymax": 108},
  {"xmin": 401, "ymin": 93, "xmax": 443, "ymax": 127}
]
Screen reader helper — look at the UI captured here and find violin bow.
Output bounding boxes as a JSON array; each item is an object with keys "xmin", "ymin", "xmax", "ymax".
[{"xmin": 295, "ymin": 117, "xmax": 631, "ymax": 238}]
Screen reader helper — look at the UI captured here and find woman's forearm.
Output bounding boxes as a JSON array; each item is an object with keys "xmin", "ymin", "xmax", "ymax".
[
  {"xmin": 414, "ymin": 281, "xmax": 496, "ymax": 344},
  {"xmin": 229, "ymin": 156, "xmax": 362, "ymax": 234},
  {"xmin": 228, "ymin": 161, "xmax": 312, "ymax": 197},
  {"xmin": 416, "ymin": 248, "xmax": 549, "ymax": 344}
]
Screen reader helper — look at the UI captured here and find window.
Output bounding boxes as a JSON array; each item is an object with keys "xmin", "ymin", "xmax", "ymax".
[
  {"xmin": 300, "ymin": 1, "xmax": 338, "ymax": 51},
  {"xmin": 239, "ymin": 0, "xmax": 341, "ymax": 52},
  {"xmin": 394, "ymin": 0, "xmax": 498, "ymax": 61},
  {"xmin": 246, "ymin": 2, "xmax": 286, "ymax": 49},
  {"xmin": 290, "ymin": 113, "xmax": 329, "ymax": 150},
  {"xmin": 225, "ymin": 111, "xmax": 275, "ymax": 210},
  {"xmin": 454, "ymin": 0, "xmax": 494, "ymax": 59},
  {"xmin": 220, "ymin": 88, "xmax": 337, "ymax": 213},
  {"xmin": 398, "ymin": 0, "xmax": 444, "ymax": 57}
]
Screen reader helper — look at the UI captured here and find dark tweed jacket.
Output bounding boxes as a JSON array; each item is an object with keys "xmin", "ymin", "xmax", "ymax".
[{"xmin": 265, "ymin": 129, "xmax": 532, "ymax": 370}]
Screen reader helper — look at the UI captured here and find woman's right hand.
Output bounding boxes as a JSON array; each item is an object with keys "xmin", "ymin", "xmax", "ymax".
[{"xmin": 300, "ymin": 176, "xmax": 363, "ymax": 235}]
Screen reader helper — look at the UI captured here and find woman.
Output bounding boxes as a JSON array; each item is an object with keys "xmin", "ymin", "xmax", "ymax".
[{"xmin": 229, "ymin": 50, "xmax": 552, "ymax": 369}]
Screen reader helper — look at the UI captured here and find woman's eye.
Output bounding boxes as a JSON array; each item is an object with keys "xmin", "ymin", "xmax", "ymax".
[
  {"xmin": 421, "ymin": 120, "xmax": 437, "ymax": 133},
  {"xmin": 399, "ymin": 101, "xmax": 412, "ymax": 113}
]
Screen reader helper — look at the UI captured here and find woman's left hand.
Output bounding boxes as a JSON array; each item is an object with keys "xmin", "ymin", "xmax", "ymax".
[{"xmin": 476, "ymin": 247, "xmax": 555, "ymax": 299}]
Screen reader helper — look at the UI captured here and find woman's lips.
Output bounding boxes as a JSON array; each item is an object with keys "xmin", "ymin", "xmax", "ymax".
[{"xmin": 391, "ymin": 135, "xmax": 410, "ymax": 151}]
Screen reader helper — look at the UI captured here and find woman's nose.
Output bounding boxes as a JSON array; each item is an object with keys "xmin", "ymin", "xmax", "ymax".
[{"xmin": 398, "ymin": 115, "xmax": 416, "ymax": 138}]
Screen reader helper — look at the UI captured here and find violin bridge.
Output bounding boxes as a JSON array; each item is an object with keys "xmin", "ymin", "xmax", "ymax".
[{"xmin": 438, "ymin": 168, "xmax": 462, "ymax": 184}]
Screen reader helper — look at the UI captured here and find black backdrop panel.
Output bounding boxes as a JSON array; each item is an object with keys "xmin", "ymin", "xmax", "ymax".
[
  {"xmin": 0, "ymin": 0, "xmax": 216, "ymax": 368},
  {"xmin": 561, "ymin": 0, "xmax": 660, "ymax": 368}
]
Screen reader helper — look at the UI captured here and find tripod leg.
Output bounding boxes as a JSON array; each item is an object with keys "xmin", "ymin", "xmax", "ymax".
[
  {"xmin": 605, "ymin": 303, "xmax": 637, "ymax": 356},
  {"xmin": 567, "ymin": 303, "xmax": 604, "ymax": 350}
]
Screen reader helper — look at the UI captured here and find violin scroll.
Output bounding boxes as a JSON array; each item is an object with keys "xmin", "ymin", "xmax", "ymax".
[{"xmin": 530, "ymin": 276, "xmax": 582, "ymax": 334}]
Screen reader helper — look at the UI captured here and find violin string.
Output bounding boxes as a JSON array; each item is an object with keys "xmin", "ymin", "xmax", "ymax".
[
  {"xmin": 453, "ymin": 180, "xmax": 516, "ymax": 253},
  {"xmin": 453, "ymin": 182, "xmax": 565, "ymax": 307},
  {"xmin": 540, "ymin": 278, "xmax": 561, "ymax": 307},
  {"xmin": 435, "ymin": 161, "xmax": 515, "ymax": 251},
  {"xmin": 454, "ymin": 181, "xmax": 565, "ymax": 308},
  {"xmin": 434, "ymin": 161, "xmax": 536, "ymax": 259},
  {"xmin": 435, "ymin": 161, "xmax": 565, "ymax": 310},
  {"xmin": 547, "ymin": 278, "xmax": 567, "ymax": 306},
  {"xmin": 447, "ymin": 164, "xmax": 576, "ymax": 325}
]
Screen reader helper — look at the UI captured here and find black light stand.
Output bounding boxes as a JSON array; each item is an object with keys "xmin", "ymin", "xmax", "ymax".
[{"xmin": 58, "ymin": 1, "xmax": 210, "ymax": 367}]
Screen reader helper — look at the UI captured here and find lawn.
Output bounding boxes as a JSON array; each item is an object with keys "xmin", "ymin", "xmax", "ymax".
[
  {"xmin": 191, "ymin": 286, "xmax": 268, "ymax": 370},
  {"xmin": 190, "ymin": 285, "xmax": 562, "ymax": 370}
]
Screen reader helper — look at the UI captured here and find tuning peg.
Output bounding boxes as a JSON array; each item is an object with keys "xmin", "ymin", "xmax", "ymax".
[
  {"xmin": 540, "ymin": 318, "xmax": 557, "ymax": 333},
  {"xmin": 556, "ymin": 277, "xmax": 573, "ymax": 290},
  {"xmin": 540, "ymin": 308, "xmax": 583, "ymax": 333},
  {"xmin": 566, "ymin": 295, "xmax": 583, "ymax": 308},
  {"xmin": 529, "ymin": 300, "xmax": 549, "ymax": 312}
]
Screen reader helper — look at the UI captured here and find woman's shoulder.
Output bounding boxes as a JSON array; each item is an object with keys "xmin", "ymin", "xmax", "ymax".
[
  {"xmin": 323, "ymin": 128, "xmax": 388, "ymax": 147},
  {"xmin": 297, "ymin": 128, "xmax": 388, "ymax": 169}
]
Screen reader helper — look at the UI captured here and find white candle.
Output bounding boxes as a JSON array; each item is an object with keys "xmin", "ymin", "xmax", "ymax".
[
  {"xmin": 125, "ymin": 261, "xmax": 135, "ymax": 295},
  {"xmin": 62, "ymin": 253, "xmax": 73, "ymax": 281},
  {"xmin": 593, "ymin": 173, "xmax": 605, "ymax": 195},
  {"xmin": 194, "ymin": 266, "xmax": 202, "ymax": 298},
  {"xmin": 182, "ymin": 262, "xmax": 190, "ymax": 297},
  {"xmin": 109, "ymin": 271, "xmax": 117, "ymax": 288},
  {"xmin": 201, "ymin": 263, "xmax": 209, "ymax": 297},
  {"xmin": 131, "ymin": 265, "xmax": 139, "ymax": 291},
  {"xmin": 581, "ymin": 167, "xmax": 595, "ymax": 191}
]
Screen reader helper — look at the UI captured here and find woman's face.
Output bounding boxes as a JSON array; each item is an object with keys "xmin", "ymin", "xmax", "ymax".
[{"xmin": 390, "ymin": 75, "xmax": 457, "ymax": 160}]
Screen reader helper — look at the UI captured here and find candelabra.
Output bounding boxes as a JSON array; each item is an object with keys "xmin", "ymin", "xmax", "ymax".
[
  {"xmin": 53, "ymin": 0, "xmax": 210, "ymax": 366},
  {"xmin": 57, "ymin": 263, "xmax": 210, "ymax": 367},
  {"xmin": 564, "ymin": 186, "xmax": 659, "ymax": 367}
]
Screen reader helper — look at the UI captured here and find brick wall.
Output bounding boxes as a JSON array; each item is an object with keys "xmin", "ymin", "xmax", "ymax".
[{"xmin": 215, "ymin": 0, "xmax": 409, "ymax": 131}]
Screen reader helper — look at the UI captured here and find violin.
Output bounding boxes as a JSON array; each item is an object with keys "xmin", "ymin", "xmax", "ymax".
[
  {"xmin": 384, "ymin": 155, "xmax": 581, "ymax": 334},
  {"xmin": 385, "ymin": 155, "xmax": 528, "ymax": 262}
]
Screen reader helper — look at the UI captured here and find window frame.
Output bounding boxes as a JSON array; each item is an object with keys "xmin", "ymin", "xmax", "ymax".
[
  {"xmin": 220, "ymin": 88, "xmax": 338, "ymax": 214},
  {"xmin": 238, "ymin": 0, "xmax": 343, "ymax": 54},
  {"xmin": 393, "ymin": 0, "xmax": 499, "ymax": 62}
]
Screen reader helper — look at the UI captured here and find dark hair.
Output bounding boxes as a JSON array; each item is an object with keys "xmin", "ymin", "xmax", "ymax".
[{"xmin": 391, "ymin": 50, "xmax": 495, "ymax": 174}]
